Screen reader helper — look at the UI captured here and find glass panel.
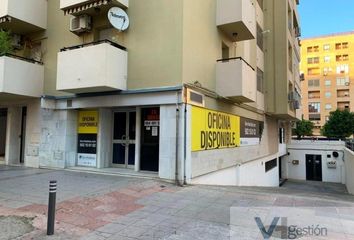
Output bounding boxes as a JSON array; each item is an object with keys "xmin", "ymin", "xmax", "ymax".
[
  {"xmin": 128, "ymin": 144, "xmax": 135, "ymax": 165},
  {"xmin": 113, "ymin": 112, "xmax": 126, "ymax": 140},
  {"xmin": 129, "ymin": 112, "xmax": 136, "ymax": 140},
  {"xmin": 112, "ymin": 143, "xmax": 125, "ymax": 164}
]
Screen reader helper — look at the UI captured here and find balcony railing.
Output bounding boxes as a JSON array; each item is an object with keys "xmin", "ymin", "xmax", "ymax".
[
  {"xmin": 57, "ymin": 40, "xmax": 128, "ymax": 93},
  {"xmin": 216, "ymin": 57, "xmax": 256, "ymax": 102},
  {"xmin": 0, "ymin": 0, "xmax": 47, "ymax": 33},
  {"xmin": 0, "ymin": 54, "xmax": 44, "ymax": 97},
  {"xmin": 216, "ymin": 0, "xmax": 256, "ymax": 41}
]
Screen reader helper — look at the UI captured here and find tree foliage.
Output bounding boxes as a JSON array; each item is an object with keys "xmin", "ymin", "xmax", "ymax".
[
  {"xmin": 0, "ymin": 30, "xmax": 13, "ymax": 55},
  {"xmin": 292, "ymin": 119, "xmax": 314, "ymax": 140},
  {"xmin": 321, "ymin": 109, "xmax": 354, "ymax": 139}
]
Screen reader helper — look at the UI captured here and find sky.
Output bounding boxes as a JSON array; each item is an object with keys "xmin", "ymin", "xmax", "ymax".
[{"xmin": 298, "ymin": 0, "xmax": 354, "ymax": 38}]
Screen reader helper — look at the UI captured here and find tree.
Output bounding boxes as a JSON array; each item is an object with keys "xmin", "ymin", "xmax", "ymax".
[
  {"xmin": 321, "ymin": 109, "xmax": 354, "ymax": 139},
  {"xmin": 0, "ymin": 30, "xmax": 13, "ymax": 55},
  {"xmin": 293, "ymin": 119, "xmax": 314, "ymax": 140}
]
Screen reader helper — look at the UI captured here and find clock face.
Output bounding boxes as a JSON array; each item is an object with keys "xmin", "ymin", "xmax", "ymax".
[{"xmin": 108, "ymin": 7, "xmax": 129, "ymax": 31}]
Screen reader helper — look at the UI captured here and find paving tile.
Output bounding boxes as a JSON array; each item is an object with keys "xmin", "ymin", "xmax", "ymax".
[{"xmin": 96, "ymin": 223, "xmax": 126, "ymax": 234}]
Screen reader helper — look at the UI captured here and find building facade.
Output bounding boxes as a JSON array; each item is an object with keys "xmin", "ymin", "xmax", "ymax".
[
  {"xmin": 0, "ymin": 0, "xmax": 301, "ymax": 186},
  {"xmin": 301, "ymin": 32, "xmax": 354, "ymax": 135}
]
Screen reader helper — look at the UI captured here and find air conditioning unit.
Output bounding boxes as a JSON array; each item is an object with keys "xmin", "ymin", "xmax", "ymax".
[
  {"xmin": 70, "ymin": 15, "xmax": 92, "ymax": 34},
  {"xmin": 345, "ymin": 82, "xmax": 350, "ymax": 86},
  {"xmin": 11, "ymin": 34, "xmax": 22, "ymax": 49}
]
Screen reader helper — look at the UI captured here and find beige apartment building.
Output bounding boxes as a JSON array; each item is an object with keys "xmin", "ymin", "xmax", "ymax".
[
  {"xmin": 301, "ymin": 32, "xmax": 354, "ymax": 135},
  {"xmin": 0, "ymin": 0, "xmax": 301, "ymax": 186}
]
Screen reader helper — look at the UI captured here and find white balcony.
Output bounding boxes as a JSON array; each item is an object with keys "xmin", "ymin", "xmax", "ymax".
[
  {"xmin": 216, "ymin": 0, "xmax": 256, "ymax": 41},
  {"xmin": 216, "ymin": 58, "xmax": 256, "ymax": 102},
  {"xmin": 60, "ymin": 0, "xmax": 128, "ymax": 15},
  {"xmin": 57, "ymin": 41, "xmax": 128, "ymax": 93},
  {"xmin": 0, "ymin": 0, "xmax": 47, "ymax": 34},
  {"xmin": 0, "ymin": 55, "xmax": 44, "ymax": 98}
]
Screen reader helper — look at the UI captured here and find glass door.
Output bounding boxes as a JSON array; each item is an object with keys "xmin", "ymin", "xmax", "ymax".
[{"xmin": 112, "ymin": 111, "xmax": 136, "ymax": 168}]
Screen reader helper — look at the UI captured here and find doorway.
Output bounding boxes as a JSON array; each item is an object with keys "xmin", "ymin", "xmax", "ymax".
[
  {"xmin": 140, "ymin": 107, "xmax": 160, "ymax": 172},
  {"xmin": 19, "ymin": 107, "xmax": 27, "ymax": 164},
  {"xmin": 306, "ymin": 154, "xmax": 322, "ymax": 181},
  {"xmin": 112, "ymin": 111, "xmax": 136, "ymax": 168},
  {"xmin": 0, "ymin": 109, "xmax": 7, "ymax": 163}
]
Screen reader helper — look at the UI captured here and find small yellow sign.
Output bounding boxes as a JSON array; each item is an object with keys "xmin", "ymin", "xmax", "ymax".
[
  {"xmin": 191, "ymin": 106, "xmax": 240, "ymax": 151},
  {"xmin": 78, "ymin": 110, "xmax": 99, "ymax": 134}
]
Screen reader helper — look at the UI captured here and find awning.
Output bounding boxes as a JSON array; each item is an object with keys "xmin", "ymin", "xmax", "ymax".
[
  {"xmin": 0, "ymin": 16, "xmax": 11, "ymax": 24},
  {"xmin": 63, "ymin": 0, "xmax": 110, "ymax": 15}
]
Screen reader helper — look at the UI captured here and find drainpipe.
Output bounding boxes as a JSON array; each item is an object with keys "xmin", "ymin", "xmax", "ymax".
[
  {"xmin": 175, "ymin": 92, "xmax": 181, "ymax": 186},
  {"xmin": 183, "ymin": 103, "xmax": 187, "ymax": 185}
]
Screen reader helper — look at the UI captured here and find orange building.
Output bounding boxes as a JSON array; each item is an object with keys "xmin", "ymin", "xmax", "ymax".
[{"xmin": 301, "ymin": 32, "xmax": 354, "ymax": 135}]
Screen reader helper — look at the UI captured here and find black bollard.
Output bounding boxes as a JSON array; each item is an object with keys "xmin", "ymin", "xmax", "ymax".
[{"xmin": 47, "ymin": 180, "xmax": 57, "ymax": 236}]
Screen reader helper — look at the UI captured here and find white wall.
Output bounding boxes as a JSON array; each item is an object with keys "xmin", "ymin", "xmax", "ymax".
[
  {"xmin": 191, "ymin": 154, "xmax": 280, "ymax": 187},
  {"xmin": 344, "ymin": 148, "xmax": 354, "ymax": 194},
  {"xmin": 97, "ymin": 108, "xmax": 112, "ymax": 168},
  {"xmin": 284, "ymin": 140, "xmax": 345, "ymax": 183},
  {"xmin": 39, "ymin": 109, "xmax": 77, "ymax": 168},
  {"xmin": 24, "ymin": 100, "xmax": 41, "ymax": 168},
  {"xmin": 5, "ymin": 107, "xmax": 21, "ymax": 165},
  {"xmin": 159, "ymin": 105, "xmax": 184, "ymax": 182}
]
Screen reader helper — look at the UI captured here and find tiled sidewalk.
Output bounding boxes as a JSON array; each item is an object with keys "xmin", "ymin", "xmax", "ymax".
[{"xmin": 1, "ymin": 166, "xmax": 354, "ymax": 239}]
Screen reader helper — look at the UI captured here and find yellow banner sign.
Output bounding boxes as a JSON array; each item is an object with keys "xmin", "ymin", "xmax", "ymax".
[
  {"xmin": 191, "ymin": 106, "xmax": 240, "ymax": 151},
  {"xmin": 78, "ymin": 110, "xmax": 99, "ymax": 134}
]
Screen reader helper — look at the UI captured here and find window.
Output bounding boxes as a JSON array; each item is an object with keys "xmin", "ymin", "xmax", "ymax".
[
  {"xmin": 308, "ymin": 79, "xmax": 320, "ymax": 87},
  {"xmin": 323, "ymin": 44, "xmax": 330, "ymax": 51},
  {"xmin": 336, "ymin": 77, "xmax": 350, "ymax": 86},
  {"xmin": 308, "ymin": 91, "xmax": 320, "ymax": 99},
  {"xmin": 307, "ymin": 47, "xmax": 313, "ymax": 53},
  {"xmin": 336, "ymin": 64, "xmax": 349, "ymax": 74},
  {"xmin": 308, "ymin": 57, "xmax": 319, "ymax": 64},
  {"xmin": 257, "ymin": 24, "xmax": 263, "ymax": 50},
  {"xmin": 324, "ymin": 56, "xmax": 330, "ymax": 63},
  {"xmin": 323, "ymin": 67, "xmax": 332, "ymax": 75},
  {"xmin": 325, "ymin": 104, "xmax": 332, "ymax": 110},
  {"xmin": 324, "ymin": 80, "xmax": 331, "ymax": 86},
  {"xmin": 288, "ymin": 43, "xmax": 292, "ymax": 72},
  {"xmin": 325, "ymin": 116, "xmax": 330, "ymax": 122},
  {"xmin": 325, "ymin": 92, "xmax": 331, "ymax": 98},
  {"xmin": 257, "ymin": 68, "xmax": 264, "ymax": 93},
  {"xmin": 279, "ymin": 128, "xmax": 285, "ymax": 144},
  {"xmin": 313, "ymin": 46, "xmax": 319, "ymax": 52},
  {"xmin": 336, "ymin": 42, "xmax": 349, "ymax": 50},
  {"xmin": 336, "ymin": 55, "xmax": 348, "ymax": 62},
  {"xmin": 265, "ymin": 159, "xmax": 277, "ymax": 172},
  {"xmin": 309, "ymin": 114, "xmax": 321, "ymax": 121},
  {"xmin": 308, "ymin": 67, "xmax": 320, "ymax": 75},
  {"xmin": 308, "ymin": 102, "xmax": 320, "ymax": 113}
]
